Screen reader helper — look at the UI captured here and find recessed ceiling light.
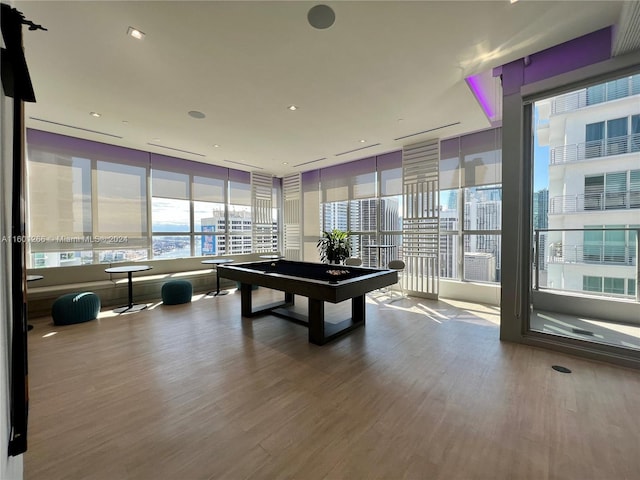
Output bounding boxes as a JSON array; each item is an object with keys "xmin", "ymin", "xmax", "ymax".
[
  {"xmin": 122, "ymin": 120, "xmax": 129, "ymax": 124},
  {"xmin": 188, "ymin": 110, "xmax": 206, "ymax": 119},
  {"xmin": 90, "ymin": 112, "xmax": 101, "ymax": 117},
  {"xmin": 509, "ymin": 0, "xmax": 519, "ymax": 3},
  {"xmin": 287, "ymin": 105, "xmax": 298, "ymax": 111},
  {"xmin": 282, "ymin": 162, "xmax": 289, "ymax": 165},
  {"xmin": 359, "ymin": 139, "xmax": 366, "ymax": 143},
  {"xmin": 127, "ymin": 27, "xmax": 145, "ymax": 40},
  {"xmin": 213, "ymin": 144, "xmax": 220, "ymax": 148}
]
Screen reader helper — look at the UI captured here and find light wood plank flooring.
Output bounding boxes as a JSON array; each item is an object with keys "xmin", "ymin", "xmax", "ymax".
[{"xmin": 25, "ymin": 289, "xmax": 640, "ymax": 480}]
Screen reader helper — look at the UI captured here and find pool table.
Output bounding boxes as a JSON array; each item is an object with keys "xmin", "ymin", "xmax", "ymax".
[{"xmin": 216, "ymin": 259, "xmax": 398, "ymax": 345}]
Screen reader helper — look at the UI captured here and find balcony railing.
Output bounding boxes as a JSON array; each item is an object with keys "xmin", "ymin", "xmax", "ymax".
[
  {"xmin": 551, "ymin": 90, "xmax": 588, "ymax": 114},
  {"xmin": 550, "ymin": 76, "xmax": 640, "ymax": 114},
  {"xmin": 545, "ymin": 243, "xmax": 636, "ymax": 266},
  {"xmin": 549, "ymin": 191, "xmax": 640, "ymax": 214},
  {"xmin": 533, "ymin": 227, "xmax": 640, "ymax": 302},
  {"xmin": 550, "ymin": 133, "xmax": 640, "ymax": 165}
]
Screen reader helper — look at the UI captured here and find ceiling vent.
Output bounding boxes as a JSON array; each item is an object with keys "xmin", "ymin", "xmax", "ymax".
[
  {"xmin": 334, "ymin": 143, "xmax": 381, "ymax": 156},
  {"xmin": 293, "ymin": 157, "xmax": 327, "ymax": 168},
  {"xmin": 29, "ymin": 117, "xmax": 122, "ymax": 138},
  {"xmin": 147, "ymin": 143, "xmax": 205, "ymax": 157},
  {"xmin": 393, "ymin": 122, "xmax": 460, "ymax": 141},
  {"xmin": 224, "ymin": 159, "xmax": 263, "ymax": 170}
]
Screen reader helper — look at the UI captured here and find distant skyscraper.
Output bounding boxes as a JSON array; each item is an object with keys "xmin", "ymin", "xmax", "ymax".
[{"xmin": 533, "ymin": 189, "xmax": 549, "ymax": 230}]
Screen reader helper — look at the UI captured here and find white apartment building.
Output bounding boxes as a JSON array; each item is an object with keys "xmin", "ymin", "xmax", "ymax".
[{"xmin": 537, "ymin": 74, "xmax": 640, "ymax": 298}]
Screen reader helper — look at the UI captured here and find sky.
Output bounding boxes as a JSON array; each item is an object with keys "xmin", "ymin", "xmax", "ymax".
[{"xmin": 533, "ymin": 107, "xmax": 550, "ymax": 193}]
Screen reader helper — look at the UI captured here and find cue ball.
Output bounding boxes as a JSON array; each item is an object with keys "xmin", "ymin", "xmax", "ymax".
[{"xmin": 271, "ymin": 263, "xmax": 276, "ymax": 267}]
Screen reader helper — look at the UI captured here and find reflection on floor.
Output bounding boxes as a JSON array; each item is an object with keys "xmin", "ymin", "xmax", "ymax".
[{"xmin": 530, "ymin": 309, "xmax": 640, "ymax": 350}]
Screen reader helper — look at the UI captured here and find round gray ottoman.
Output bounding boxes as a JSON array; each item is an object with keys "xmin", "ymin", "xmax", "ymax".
[
  {"xmin": 51, "ymin": 292, "xmax": 101, "ymax": 325},
  {"xmin": 161, "ymin": 280, "xmax": 193, "ymax": 305}
]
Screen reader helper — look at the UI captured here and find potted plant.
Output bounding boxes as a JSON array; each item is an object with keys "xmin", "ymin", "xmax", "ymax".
[{"xmin": 317, "ymin": 229, "xmax": 351, "ymax": 264}]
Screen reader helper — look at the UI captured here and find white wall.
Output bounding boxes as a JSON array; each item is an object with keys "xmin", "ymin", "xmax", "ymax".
[
  {"xmin": 1, "ymin": 64, "xmax": 24, "ymax": 479},
  {"xmin": 440, "ymin": 279, "xmax": 501, "ymax": 307}
]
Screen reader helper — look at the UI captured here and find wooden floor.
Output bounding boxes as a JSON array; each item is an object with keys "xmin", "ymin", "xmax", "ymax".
[{"xmin": 25, "ymin": 289, "xmax": 640, "ymax": 480}]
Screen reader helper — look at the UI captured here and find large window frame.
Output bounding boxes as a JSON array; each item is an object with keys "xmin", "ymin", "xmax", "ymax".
[
  {"xmin": 439, "ymin": 128, "xmax": 503, "ymax": 284},
  {"xmin": 25, "ymin": 130, "xmax": 278, "ymax": 267},
  {"xmin": 318, "ymin": 153, "xmax": 402, "ymax": 268}
]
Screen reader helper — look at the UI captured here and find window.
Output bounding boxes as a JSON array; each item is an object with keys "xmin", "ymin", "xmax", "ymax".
[
  {"xmin": 586, "ymin": 116, "xmax": 638, "ymax": 159},
  {"xmin": 26, "ymin": 130, "xmax": 271, "ymax": 267},
  {"xmin": 585, "ymin": 122, "xmax": 604, "ymax": 158},
  {"xmin": 603, "ymin": 277, "xmax": 625, "ymax": 295},
  {"xmin": 583, "ymin": 275, "xmax": 634, "ymax": 296},
  {"xmin": 604, "ymin": 171, "xmax": 626, "ymax": 209},
  {"xmin": 28, "ymin": 154, "xmax": 92, "ymax": 237},
  {"xmin": 228, "ymin": 169, "xmax": 252, "ymax": 255},
  {"xmin": 630, "ymin": 170, "xmax": 640, "ymax": 208},
  {"xmin": 583, "ymin": 225, "xmax": 635, "ymax": 264},
  {"xmin": 586, "ymin": 74, "xmax": 640, "ymax": 105},
  {"xmin": 583, "ymin": 226, "xmax": 603, "ymax": 263},
  {"xmin": 151, "ymin": 168, "xmax": 190, "ymax": 258},
  {"xmin": 318, "ymin": 152, "xmax": 402, "ymax": 268},
  {"xmin": 194, "ymin": 174, "xmax": 226, "ymax": 256},
  {"xmin": 606, "ymin": 117, "xmax": 628, "ymax": 156},
  {"xmin": 631, "ymin": 115, "xmax": 640, "ymax": 153},
  {"xmin": 584, "ymin": 175, "xmax": 604, "ymax": 210},
  {"xmin": 440, "ymin": 128, "xmax": 502, "ymax": 284},
  {"xmin": 586, "ymin": 84, "xmax": 605, "ymax": 105},
  {"xmin": 26, "ymin": 130, "xmax": 150, "ymax": 267},
  {"xmin": 583, "ymin": 275, "xmax": 602, "ymax": 292},
  {"xmin": 585, "ymin": 170, "xmax": 639, "ymax": 211},
  {"xmin": 603, "ymin": 226, "xmax": 625, "ymax": 263}
]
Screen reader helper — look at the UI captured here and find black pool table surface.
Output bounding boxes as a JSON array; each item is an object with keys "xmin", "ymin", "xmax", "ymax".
[{"xmin": 216, "ymin": 259, "xmax": 398, "ymax": 345}]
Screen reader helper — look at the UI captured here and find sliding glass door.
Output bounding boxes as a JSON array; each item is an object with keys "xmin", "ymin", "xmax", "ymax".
[{"xmin": 530, "ymin": 73, "xmax": 640, "ymax": 351}]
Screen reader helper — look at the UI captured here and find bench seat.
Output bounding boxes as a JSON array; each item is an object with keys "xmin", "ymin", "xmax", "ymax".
[{"xmin": 26, "ymin": 253, "xmax": 275, "ymax": 319}]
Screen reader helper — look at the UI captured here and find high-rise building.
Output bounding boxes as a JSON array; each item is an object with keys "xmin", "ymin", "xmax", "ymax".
[
  {"xmin": 536, "ymin": 74, "xmax": 639, "ymax": 297},
  {"xmin": 202, "ymin": 215, "xmax": 253, "ymax": 255},
  {"xmin": 533, "ymin": 189, "xmax": 549, "ymax": 274}
]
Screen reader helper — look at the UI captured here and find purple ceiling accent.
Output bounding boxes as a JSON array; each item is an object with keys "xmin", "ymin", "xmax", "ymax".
[
  {"xmin": 499, "ymin": 60, "xmax": 525, "ymax": 96},
  {"xmin": 228, "ymin": 168, "xmax": 250, "ymax": 184},
  {"xmin": 523, "ymin": 27, "xmax": 612, "ymax": 84},
  {"xmin": 498, "ymin": 27, "xmax": 613, "ymax": 95},
  {"xmin": 26, "ymin": 128, "xmax": 149, "ymax": 167},
  {"xmin": 301, "ymin": 169, "xmax": 320, "ymax": 190},
  {"xmin": 376, "ymin": 150, "xmax": 402, "ymax": 170},
  {"xmin": 441, "ymin": 127, "xmax": 502, "ymax": 160},
  {"xmin": 26, "ymin": 129, "xmax": 259, "ymax": 179},
  {"xmin": 460, "ymin": 128, "xmax": 502, "ymax": 155},
  {"xmin": 440, "ymin": 137, "xmax": 460, "ymax": 160},
  {"xmin": 465, "ymin": 74, "xmax": 495, "ymax": 119},
  {"xmin": 150, "ymin": 152, "xmax": 228, "ymax": 179},
  {"xmin": 320, "ymin": 156, "xmax": 376, "ymax": 181}
]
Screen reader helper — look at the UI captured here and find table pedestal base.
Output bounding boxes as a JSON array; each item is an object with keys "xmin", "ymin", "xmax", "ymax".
[
  {"xmin": 206, "ymin": 290, "xmax": 229, "ymax": 296},
  {"xmin": 113, "ymin": 304, "xmax": 148, "ymax": 314}
]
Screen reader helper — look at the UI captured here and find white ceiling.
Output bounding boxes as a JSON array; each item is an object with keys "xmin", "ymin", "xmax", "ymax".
[{"xmin": 15, "ymin": 1, "xmax": 624, "ymax": 177}]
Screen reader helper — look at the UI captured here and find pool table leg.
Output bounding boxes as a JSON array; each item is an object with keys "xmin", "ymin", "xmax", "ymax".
[
  {"xmin": 308, "ymin": 298, "xmax": 325, "ymax": 345},
  {"xmin": 308, "ymin": 295, "xmax": 366, "ymax": 345},
  {"xmin": 352, "ymin": 294, "xmax": 365, "ymax": 325},
  {"xmin": 240, "ymin": 283, "xmax": 295, "ymax": 317},
  {"xmin": 240, "ymin": 283, "xmax": 253, "ymax": 317}
]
